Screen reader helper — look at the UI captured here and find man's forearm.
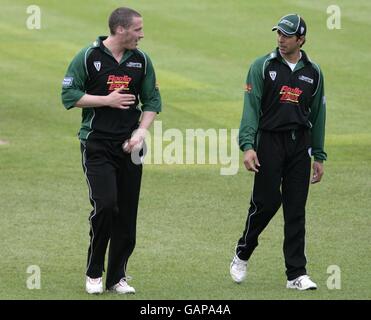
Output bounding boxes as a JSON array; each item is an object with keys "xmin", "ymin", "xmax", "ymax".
[
  {"xmin": 139, "ymin": 111, "xmax": 157, "ymax": 130},
  {"xmin": 75, "ymin": 94, "xmax": 108, "ymax": 108}
]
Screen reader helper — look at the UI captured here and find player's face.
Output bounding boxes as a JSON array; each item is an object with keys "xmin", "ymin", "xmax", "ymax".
[
  {"xmin": 276, "ymin": 30, "xmax": 303, "ymax": 56},
  {"xmin": 120, "ymin": 17, "xmax": 144, "ymax": 50}
]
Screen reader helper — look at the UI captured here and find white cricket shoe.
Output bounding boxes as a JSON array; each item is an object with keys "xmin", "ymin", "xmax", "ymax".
[
  {"xmin": 109, "ymin": 278, "xmax": 135, "ymax": 294},
  {"xmin": 286, "ymin": 275, "xmax": 317, "ymax": 290},
  {"xmin": 86, "ymin": 276, "xmax": 103, "ymax": 294},
  {"xmin": 230, "ymin": 255, "xmax": 248, "ymax": 283}
]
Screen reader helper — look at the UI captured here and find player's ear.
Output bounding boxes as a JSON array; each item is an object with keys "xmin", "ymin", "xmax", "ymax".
[
  {"xmin": 116, "ymin": 25, "xmax": 126, "ymax": 34},
  {"xmin": 298, "ymin": 35, "xmax": 305, "ymax": 47}
]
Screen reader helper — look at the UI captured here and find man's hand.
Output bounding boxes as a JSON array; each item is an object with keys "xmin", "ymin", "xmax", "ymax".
[
  {"xmin": 311, "ymin": 161, "xmax": 324, "ymax": 184},
  {"xmin": 75, "ymin": 86, "xmax": 136, "ymax": 109},
  {"xmin": 122, "ymin": 128, "xmax": 147, "ymax": 153},
  {"xmin": 122, "ymin": 112, "xmax": 157, "ymax": 154},
  {"xmin": 243, "ymin": 149, "xmax": 260, "ymax": 173},
  {"xmin": 105, "ymin": 86, "xmax": 136, "ymax": 109}
]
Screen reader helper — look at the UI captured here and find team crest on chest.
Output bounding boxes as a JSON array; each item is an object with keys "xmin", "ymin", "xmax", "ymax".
[
  {"xmin": 269, "ymin": 71, "xmax": 277, "ymax": 81},
  {"xmin": 94, "ymin": 61, "xmax": 101, "ymax": 71}
]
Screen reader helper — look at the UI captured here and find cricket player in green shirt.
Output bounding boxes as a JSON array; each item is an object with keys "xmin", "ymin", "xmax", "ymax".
[
  {"xmin": 61, "ymin": 7, "xmax": 161, "ymax": 294},
  {"xmin": 230, "ymin": 14, "xmax": 326, "ymax": 290}
]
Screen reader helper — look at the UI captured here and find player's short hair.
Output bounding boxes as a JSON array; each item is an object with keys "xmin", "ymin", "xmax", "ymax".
[
  {"xmin": 299, "ymin": 36, "xmax": 306, "ymax": 47},
  {"xmin": 109, "ymin": 7, "xmax": 141, "ymax": 34}
]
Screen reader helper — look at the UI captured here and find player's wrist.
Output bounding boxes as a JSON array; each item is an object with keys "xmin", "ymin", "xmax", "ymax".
[
  {"xmin": 132, "ymin": 128, "xmax": 147, "ymax": 141},
  {"xmin": 101, "ymin": 95, "xmax": 111, "ymax": 107}
]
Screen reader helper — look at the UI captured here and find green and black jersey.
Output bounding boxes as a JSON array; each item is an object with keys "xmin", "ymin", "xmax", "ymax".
[
  {"xmin": 61, "ymin": 36, "xmax": 161, "ymax": 141},
  {"xmin": 239, "ymin": 48, "xmax": 327, "ymax": 161}
]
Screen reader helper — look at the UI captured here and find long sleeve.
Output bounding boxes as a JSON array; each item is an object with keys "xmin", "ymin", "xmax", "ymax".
[
  {"xmin": 239, "ymin": 60, "xmax": 264, "ymax": 151},
  {"xmin": 309, "ymin": 68, "xmax": 327, "ymax": 162}
]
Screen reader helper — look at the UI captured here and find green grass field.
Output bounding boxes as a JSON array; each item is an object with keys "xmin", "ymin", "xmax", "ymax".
[{"xmin": 1, "ymin": 0, "xmax": 371, "ymax": 300}]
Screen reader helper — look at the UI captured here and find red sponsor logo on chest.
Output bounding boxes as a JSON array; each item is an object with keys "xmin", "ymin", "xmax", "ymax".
[
  {"xmin": 107, "ymin": 75, "xmax": 132, "ymax": 91},
  {"xmin": 279, "ymin": 85, "xmax": 302, "ymax": 104}
]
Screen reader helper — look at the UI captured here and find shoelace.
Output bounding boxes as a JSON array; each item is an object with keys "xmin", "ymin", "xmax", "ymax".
[
  {"xmin": 233, "ymin": 258, "xmax": 247, "ymax": 271},
  {"xmin": 119, "ymin": 275, "xmax": 133, "ymax": 285},
  {"xmin": 294, "ymin": 275, "xmax": 310, "ymax": 287}
]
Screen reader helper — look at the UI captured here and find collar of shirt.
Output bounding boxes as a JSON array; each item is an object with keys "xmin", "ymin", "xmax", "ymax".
[
  {"xmin": 94, "ymin": 36, "xmax": 134, "ymax": 65},
  {"xmin": 272, "ymin": 47, "xmax": 311, "ymax": 72}
]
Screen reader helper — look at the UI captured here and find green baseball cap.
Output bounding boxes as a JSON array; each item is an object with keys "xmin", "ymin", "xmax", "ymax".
[{"xmin": 272, "ymin": 14, "xmax": 307, "ymax": 37}]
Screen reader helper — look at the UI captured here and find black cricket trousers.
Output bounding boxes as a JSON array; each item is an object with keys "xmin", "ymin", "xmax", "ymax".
[
  {"xmin": 81, "ymin": 139, "xmax": 142, "ymax": 289},
  {"xmin": 236, "ymin": 129, "xmax": 311, "ymax": 280}
]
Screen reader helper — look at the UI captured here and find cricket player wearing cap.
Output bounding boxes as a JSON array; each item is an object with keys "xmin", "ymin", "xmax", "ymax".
[{"xmin": 230, "ymin": 14, "xmax": 327, "ymax": 290}]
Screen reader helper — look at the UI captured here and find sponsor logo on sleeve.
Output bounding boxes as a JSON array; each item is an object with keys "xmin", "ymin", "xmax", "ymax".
[
  {"xmin": 62, "ymin": 77, "xmax": 73, "ymax": 87},
  {"xmin": 245, "ymin": 84, "xmax": 252, "ymax": 93}
]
